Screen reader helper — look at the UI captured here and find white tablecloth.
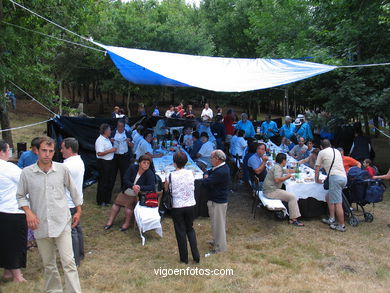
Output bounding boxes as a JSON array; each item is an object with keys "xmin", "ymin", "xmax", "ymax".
[
  {"xmin": 265, "ymin": 141, "xmax": 328, "ymax": 202},
  {"xmin": 134, "ymin": 203, "xmax": 163, "ymax": 246},
  {"xmin": 153, "ymin": 149, "xmax": 204, "ymax": 180}
]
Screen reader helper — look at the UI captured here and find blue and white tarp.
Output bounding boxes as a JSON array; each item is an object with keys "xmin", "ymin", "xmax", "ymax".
[{"xmin": 95, "ymin": 42, "xmax": 336, "ymax": 92}]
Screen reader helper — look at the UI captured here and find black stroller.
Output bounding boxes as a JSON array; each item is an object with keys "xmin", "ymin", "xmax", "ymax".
[{"xmin": 342, "ymin": 167, "xmax": 386, "ymax": 226}]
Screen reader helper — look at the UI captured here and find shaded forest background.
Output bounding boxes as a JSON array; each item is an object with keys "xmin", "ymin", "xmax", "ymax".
[{"xmin": 0, "ymin": 0, "xmax": 389, "ymax": 124}]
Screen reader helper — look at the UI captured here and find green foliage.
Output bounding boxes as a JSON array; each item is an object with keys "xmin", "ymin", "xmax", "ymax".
[{"xmin": 0, "ymin": 0, "xmax": 389, "ymax": 123}]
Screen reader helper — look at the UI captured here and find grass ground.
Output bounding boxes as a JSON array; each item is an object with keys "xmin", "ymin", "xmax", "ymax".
[{"xmin": 1, "ymin": 101, "xmax": 390, "ymax": 293}]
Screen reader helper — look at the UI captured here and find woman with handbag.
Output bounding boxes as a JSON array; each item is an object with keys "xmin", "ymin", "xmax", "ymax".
[
  {"xmin": 165, "ymin": 151, "xmax": 200, "ymax": 264},
  {"xmin": 104, "ymin": 155, "xmax": 155, "ymax": 231}
]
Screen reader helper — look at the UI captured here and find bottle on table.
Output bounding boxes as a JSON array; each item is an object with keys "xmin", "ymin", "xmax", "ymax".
[{"xmin": 295, "ymin": 163, "xmax": 300, "ymax": 179}]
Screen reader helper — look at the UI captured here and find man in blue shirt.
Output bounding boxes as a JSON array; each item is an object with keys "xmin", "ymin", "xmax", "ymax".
[
  {"xmin": 235, "ymin": 113, "xmax": 255, "ymax": 138},
  {"xmin": 5, "ymin": 89, "xmax": 16, "ymax": 110},
  {"xmin": 279, "ymin": 116, "xmax": 296, "ymax": 140},
  {"xmin": 296, "ymin": 114, "xmax": 314, "ymax": 141},
  {"xmin": 247, "ymin": 143, "xmax": 268, "ymax": 183},
  {"xmin": 17, "ymin": 137, "xmax": 40, "ymax": 168},
  {"xmin": 260, "ymin": 115, "xmax": 279, "ymax": 140}
]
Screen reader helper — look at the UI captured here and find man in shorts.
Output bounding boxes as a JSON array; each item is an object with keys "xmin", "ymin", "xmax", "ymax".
[{"xmin": 315, "ymin": 139, "xmax": 347, "ymax": 232}]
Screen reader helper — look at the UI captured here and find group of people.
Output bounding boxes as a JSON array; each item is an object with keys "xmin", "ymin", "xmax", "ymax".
[
  {"xmin": 0, "ymin": 136, "xmax": 84, "ymax": 292},
  {"xmin": 94, "ymin": 117, "xmax": 232, "ymax": 262},
  {"xmin": 2, "ymin": 103, "xmax": 389, "ymax": 291}
]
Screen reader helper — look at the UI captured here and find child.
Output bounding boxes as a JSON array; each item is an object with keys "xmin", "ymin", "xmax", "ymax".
[{"xmin": 363, "ymin": 159, "xmax": 376, "ymax": 178}]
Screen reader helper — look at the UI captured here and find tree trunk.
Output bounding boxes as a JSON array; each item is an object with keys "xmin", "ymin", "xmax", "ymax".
[
  {"xmin": 373, "ymin": 116, "xmax": 379, "ymax": 137},
  {"xmin": 58, "ymin": 80, "xmax": 63, "ymax": 115},
  {"xmin": 0, "ymin": 2, "xmax": 14, "ymax": 148},
  {"xmin": 364, "ymin": 114, "xmax": 370, "ymax": 137}
]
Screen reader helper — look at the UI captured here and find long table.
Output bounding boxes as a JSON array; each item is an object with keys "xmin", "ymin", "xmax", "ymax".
[
  {"xmin": 153, "ymin": 149, "xmax": 209, "ymax": 217},
  {"xmin": 265, "ymin": 142, "xmax": 328, "ymax": 217}
]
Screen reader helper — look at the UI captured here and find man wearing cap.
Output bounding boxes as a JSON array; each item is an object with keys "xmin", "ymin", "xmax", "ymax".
[
  {"xmin": 296, "ymin": 114, "xmax": 314, "ymax": 141},
  {"xmin": 279, "ymin": 116, "xmax": 296, "ymax": 140}
]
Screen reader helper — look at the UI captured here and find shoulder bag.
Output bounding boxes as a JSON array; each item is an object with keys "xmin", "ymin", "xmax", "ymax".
[
  {"xmin": 163, "ymin": 173, "xmax": 173, "ymax": 210},
  {"xmin": 139, "ymin": 172, "xmax": 159, "ymax": 208},
  {"xmin": 323, "ymin": 148, "xmax": 335, "ymax": 190}
]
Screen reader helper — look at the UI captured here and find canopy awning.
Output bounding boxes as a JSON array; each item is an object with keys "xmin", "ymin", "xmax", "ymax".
[{"xmin": 95, "ymin": 42, "xmax": 336, "ymax": 92}]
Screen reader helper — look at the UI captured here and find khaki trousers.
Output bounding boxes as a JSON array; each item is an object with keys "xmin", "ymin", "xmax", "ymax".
[
  {"xmin": 36, "ymin": 225, "xmax": 82, "ymax": 293},
  {"xmin": 207, "ymin": 201, "xmax": 228, "ymax": 252},
  {"xmin": 266, "ymin": 189, "xmax": 301, "ymax": 220}
]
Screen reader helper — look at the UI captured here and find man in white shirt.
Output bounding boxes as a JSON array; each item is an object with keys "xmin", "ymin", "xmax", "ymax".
[
  {"xmin": 196, "ymin": 132, "xmax": 215, "ymax": 171},
  {"xmin": 61, "ymin": 137, "xmax": 85, "ymax": 267},
  {"xmin": 315, "ymin": 139, "xmax": 347, "ymax": 232},
  {"xmin": 201, "ymin": 103, "xmax": 213, "ymax": 121}
]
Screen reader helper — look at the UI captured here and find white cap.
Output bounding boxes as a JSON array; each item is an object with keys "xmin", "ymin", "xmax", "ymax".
[
  {"xmin": 294, "ymin": 118, "xmax": 302, "ymax": 126},
  {"xmin": 297, "ymin": 114, "xmax": 305, "ymax": 119}
]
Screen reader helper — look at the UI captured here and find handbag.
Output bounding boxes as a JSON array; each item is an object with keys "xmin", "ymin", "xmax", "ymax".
[
  {"xmin": 144, "ymin": 192, "xmax": 159, "ymax": 207},
  {"xmin": 138, "ymin": 173, "xmax": 159, "ymax": 207},
  {"xmin": 163, "ymin": 174, "xmax": 173, "ymax": 210},
  {"xmin": 323, "ymin": 148, "xmax": 335, "ymax": 190}
]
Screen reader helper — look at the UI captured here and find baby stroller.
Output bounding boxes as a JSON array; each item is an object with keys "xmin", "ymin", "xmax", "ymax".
[{"xmin": 342, "ymin": 167, "xmax": 386, "ymax": 226}]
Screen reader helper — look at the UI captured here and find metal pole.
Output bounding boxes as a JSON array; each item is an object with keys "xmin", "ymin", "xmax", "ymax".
[{"xmin": 284, "ymin": 87, "xmax": 289, "ymax": 116}]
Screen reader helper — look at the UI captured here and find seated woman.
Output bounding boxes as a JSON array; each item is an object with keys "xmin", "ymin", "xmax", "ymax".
[
  {"xmin": 298, "ymin": 148, "xmax": 320, "ymax": 169},
  {"xmin": 104, "ymin": 155, "xmax": 156, "ymax": 231},
  {"xmin": 165, "ymin": 151, "xmax": 200, "ymax": 264},
  {"xmin": 263, "ymin": 153, "xmax": 304, "ymax": 226}
]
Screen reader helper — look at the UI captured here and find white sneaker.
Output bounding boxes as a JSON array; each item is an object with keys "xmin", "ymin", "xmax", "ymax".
[
  {"xmin": 322, "ymin": 217, "xmax": 336, "ymax": 225},
  {"xmin": 330, "ymin": 223, "xmax": 346, "ymax": 232},
  {"xmin": 205, "ymin": 250, "xmax": 217, "ymax": 258}
]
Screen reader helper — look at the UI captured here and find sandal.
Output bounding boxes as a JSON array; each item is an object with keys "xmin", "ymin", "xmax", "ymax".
[{"xmin": 289, "ymin": 220, "xmax": 304, "ymax": 227}]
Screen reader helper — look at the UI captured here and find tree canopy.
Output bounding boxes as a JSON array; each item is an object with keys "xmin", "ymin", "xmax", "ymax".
[{"xmin": 0, "ymin": 0, "xmax": 389, "ymax": 125}]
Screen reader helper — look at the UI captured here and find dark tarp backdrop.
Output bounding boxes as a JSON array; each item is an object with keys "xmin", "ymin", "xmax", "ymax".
[{"xmin": 47, "ymin": 115, "xmax": 196, "ymax": 187}]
